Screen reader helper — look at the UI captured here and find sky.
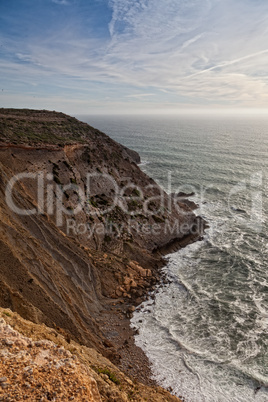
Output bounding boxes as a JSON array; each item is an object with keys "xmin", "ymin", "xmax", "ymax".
[{"xmin": 1, "ymin": 0, "xmax": 268, "ymax": 115}]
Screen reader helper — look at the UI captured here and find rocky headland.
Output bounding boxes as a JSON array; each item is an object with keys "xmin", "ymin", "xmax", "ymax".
[{"xmin": 0, "ymin": 108, "xmax": 205, "ymax": 401}]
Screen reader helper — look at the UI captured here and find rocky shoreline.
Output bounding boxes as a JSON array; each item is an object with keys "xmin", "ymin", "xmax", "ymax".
[{"xmin": 99, "ymin": 203, "xmax": 206, "ymax": 394}]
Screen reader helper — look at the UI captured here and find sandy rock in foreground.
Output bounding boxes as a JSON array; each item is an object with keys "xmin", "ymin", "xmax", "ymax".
[
  {"xmin": 0, "ymin": 308, "xmax": 183, "ymax": 401},
  {"xmin": 0, "ymin": 317, "xmax": 101, "ymax": 401}
]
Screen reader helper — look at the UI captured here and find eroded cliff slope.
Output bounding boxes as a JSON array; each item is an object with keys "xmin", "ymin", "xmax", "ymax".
[{"xmin": 0, "ymin": 109, "xmax": 203, "ymax": 399}]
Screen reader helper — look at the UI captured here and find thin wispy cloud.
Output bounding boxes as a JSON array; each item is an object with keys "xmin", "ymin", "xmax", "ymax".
[
  {"xmin": 1, "ymin": 0, "xmax": 268, "ymax": 113},
  {"xmin": 126, "ymin": 93, "xmax": 154, "ymax": 99},
  {"xmin": 51, "ymin": 0, "xmax": 69, "ymax": 5},
  {"xmin": 187, "ymin": 49, "xmax": 268, "ymax": 79},
  {"xmin": 181, "ymin": 34, "xmax": 204, "ymax": 51}
]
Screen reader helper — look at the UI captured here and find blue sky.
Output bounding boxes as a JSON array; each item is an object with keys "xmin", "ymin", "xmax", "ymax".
[{"xmin": 1, "ymin": 0, "xmax": 268, "ymax": 114}]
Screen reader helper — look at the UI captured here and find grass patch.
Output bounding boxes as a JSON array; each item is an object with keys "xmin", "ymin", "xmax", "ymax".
[
  {"xmin": 132, "ymin": 188, "xmax": 140, "ymax": 197},
  {"xmin": 2, "ymin": 311, "xmax": 11, "ymax": 317},
  {"xmin": 0, "ymin": 108, "xmax": 97, "ymax": 145},
  {"xmin": 96, "ymin": 367, "xmax": 120, "ymax": 385}
]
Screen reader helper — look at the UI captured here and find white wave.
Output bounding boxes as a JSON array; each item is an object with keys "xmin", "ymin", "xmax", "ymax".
[{"xmin": 139, "ymin": 159, "xmax": 150, "ymax": 166}]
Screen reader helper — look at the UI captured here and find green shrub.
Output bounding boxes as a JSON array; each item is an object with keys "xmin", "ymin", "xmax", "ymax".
[
  {"xmin": 2, "ymin": 311, "xmax": 11, "ymax": 317},
  {"xmin": 132, "ymin": 188, "xmax": 140, "ymax": 197},
  {"xmin": 96, "ymin": 368, "xmax": 120, "ymax": 385}
]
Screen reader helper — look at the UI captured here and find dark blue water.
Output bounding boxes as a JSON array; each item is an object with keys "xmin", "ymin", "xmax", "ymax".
[{"xmin": 79, "ymin": 114, "xmax": 268, "ymax": 402}]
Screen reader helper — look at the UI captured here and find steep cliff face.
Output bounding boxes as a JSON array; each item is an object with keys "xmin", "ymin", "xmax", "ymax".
[{"xmin": 0, "ymin": 109, "xmax": 202, "ymax": 360}]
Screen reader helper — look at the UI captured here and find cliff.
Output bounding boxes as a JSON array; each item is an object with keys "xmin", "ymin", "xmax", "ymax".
[{"xmin": 0, "ymin": 108, "xmax": 203, "ymax": 400}]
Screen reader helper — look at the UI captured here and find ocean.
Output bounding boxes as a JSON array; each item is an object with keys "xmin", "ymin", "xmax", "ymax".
[{"xmin": 79, "ymin": 114, "xmax": 268, "ymax": 402}]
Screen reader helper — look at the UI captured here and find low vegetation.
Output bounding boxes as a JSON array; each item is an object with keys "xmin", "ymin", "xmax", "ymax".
[
  {"xmin": 0, "ymin": 108, "xmax": 104, "ymax": 145},
  {"xmin": 95, "ymin": 367, "xmax": 121, "ymax": 385}
]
